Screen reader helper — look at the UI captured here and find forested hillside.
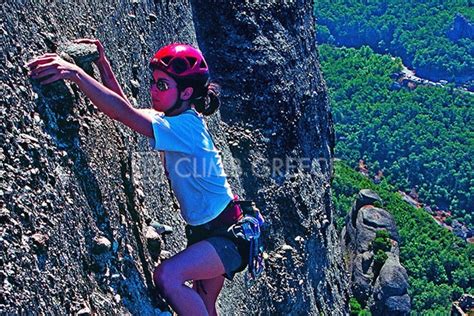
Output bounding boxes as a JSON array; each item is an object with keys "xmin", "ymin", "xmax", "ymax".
[
  {"xmin": 315, "ymin": 2, "xmax": 473, "ymax": 313},
  {"xmin": 314, "ymin": 0, "xmax": 474, "ymax": 85},
  {"xmin": 319, "ymin": 44, "xmax": 473, "ymax": 228},
  {"xmin": 332, "ymin": 161, "xmax": 474, "ymax": 314}
]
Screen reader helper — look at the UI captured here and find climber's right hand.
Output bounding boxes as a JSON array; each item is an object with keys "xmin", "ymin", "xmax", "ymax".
[
  {"xmin": 27, "ymin": 53, "xmax": 82, "ymax": 85},
  {"xmin": 73, "ymin": 38, "xmax": 107, "ymax": 65}
]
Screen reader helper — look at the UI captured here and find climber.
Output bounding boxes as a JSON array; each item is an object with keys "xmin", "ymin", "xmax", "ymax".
[{"xmin": 27, "ymin": 40, "xmax": 263, "ymax": 316}]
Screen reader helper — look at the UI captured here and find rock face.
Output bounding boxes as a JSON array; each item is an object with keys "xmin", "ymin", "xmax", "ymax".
[
  {"xmin": 342, "ymin": 190, "xmax": 410, "ymax": 315},
  {"xmin": 1, "ymin": 0, "xmax": 346, "ymax": 314}
]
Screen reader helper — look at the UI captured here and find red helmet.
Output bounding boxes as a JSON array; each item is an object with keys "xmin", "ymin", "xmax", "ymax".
[{"xmin": 149, "ymin": 43, "xmax": 209, "ymax": 79}]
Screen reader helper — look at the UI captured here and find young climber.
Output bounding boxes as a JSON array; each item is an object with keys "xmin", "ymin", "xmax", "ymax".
[{"xmin": 27, "ymin": 41, "xmax": 250, "ymax": 316}]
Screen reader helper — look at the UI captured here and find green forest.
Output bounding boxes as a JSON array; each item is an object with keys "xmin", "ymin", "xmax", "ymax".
[
  {"xmin": 313, "ymin": 1, "xmax": 473, "ymax": 313},
  {"xmin": 314, "ymin": 0, "xmax": 474, "ymax": 85},
  {"xmin": 318, "ymin": 43, "xmax": 473, "ymax": 228},
  {"xmin": 331, "ymin": 160, "xmax": 474, "ymax": 314}
]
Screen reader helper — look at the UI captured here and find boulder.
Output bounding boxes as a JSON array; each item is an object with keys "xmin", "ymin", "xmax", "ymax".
[
  {"xmin": 355, "ymin": 206, "xmax": 399, "ymax": 253},
  {"xmin": 381, "ymin": 294, "xmax": 411, "ymax": 315},
  {"xmin": 346, "ymin": 189, "xmax": 383, "ymax": 241},
  {"xmin": 373, "ymin": 254, "xmax": 409, "ymax": 300},
  {"xmin": 371, "ymin": 254, "xmax": 410, "ymax": 315},
  {"xmin": 60, "ymin": 43, "xmax": 99, "ymax": 74},
  {"xmin": 343, "ymin": 190, "xmax": 410, "ymax": 314},
  {"xmin": 92, "ymin": 236, "xmax": 111, "ymax": 255},
  {"xmin": 355, "ymin": 189, "xmax": 382, "ymax": 211},
  {"xmin": 145, "ymin": 226, "xmax": 163, "ymax": 262}
]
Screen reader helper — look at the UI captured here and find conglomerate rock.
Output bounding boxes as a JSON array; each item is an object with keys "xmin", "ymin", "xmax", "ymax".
[{"xmin": 1, "ymin": 0, "xmax": 347, "ymax": 314}]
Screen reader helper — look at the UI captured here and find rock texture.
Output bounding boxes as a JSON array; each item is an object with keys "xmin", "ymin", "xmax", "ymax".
[
  {"xmin": 1, "ymin": 0, "xmax": 347, "ymax": 314},
  {"xmin": 342, "ymin": 190, "xmax": 410, "ymax": 315}
]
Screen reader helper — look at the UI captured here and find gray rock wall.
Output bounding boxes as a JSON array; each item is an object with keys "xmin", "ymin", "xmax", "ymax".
[{"xmin": 1, "ymin": 0, "xmax": 347, "ymax": 314}]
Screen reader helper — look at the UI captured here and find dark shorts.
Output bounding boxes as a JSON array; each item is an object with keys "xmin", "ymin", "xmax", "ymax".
[{"xmin": 185, "ymin": 202, "xmax": 249, "ymax": 280}]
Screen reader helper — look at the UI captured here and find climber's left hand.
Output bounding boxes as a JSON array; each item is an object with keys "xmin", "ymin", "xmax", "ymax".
[{"xmin": 27, "ymin": 53, "xmax": 81, "ymax": 85}]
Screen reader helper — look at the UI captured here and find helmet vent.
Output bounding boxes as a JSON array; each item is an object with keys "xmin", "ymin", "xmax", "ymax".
[
  {"xmin": 150, "ymin": 43, "xmax": 209, "ymax": 77},
  {"xmin": 161, "ymin": 56, "xmax": 172, "ymax": 66},
  {"xmin": 170, "ymin": 58, "xmax": 188, "ymax": 74},
  {"xmin": 185, "ymin": 57, "xmax": 197, "ymax": 68}
]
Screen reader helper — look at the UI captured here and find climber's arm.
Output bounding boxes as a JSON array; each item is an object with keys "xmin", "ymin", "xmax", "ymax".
[
  {"xmin": 71, "ymin": 69, "xmax": 154, "ymax": 138},
  {"xmin": 74, "ymin": 39, "xmax": 130, "ymax": 104},
  {"xmin": 27, "ymin": 53, "xmax": 154, "ymax": 138}
]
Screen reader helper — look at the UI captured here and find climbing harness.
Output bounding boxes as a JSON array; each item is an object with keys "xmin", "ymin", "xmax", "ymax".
[{"xmin": 227, "ymin": 200, "xmax": 265, "ymax": 281}]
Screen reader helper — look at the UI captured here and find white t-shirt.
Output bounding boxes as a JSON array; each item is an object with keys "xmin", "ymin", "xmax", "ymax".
[{"xmin": 149, "ymin": 109, "xmax": 234, "ymax": 225}]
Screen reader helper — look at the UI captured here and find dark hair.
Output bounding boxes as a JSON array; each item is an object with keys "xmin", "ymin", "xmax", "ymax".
[
  {"xmin": 177, "ymin": 77, "xmax": 221, "ymax": 116},
  {"xmin": 192, "ymin": 82, "xmax": 221, "ymax": 116}
]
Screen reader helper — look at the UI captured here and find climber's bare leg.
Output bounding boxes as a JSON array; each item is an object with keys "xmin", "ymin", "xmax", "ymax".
[
  {"xmin": 153, "ymin": 241, "xmax": 225, "ymax": 316},
  {"xmin": 193, "ymin": 276, "xmax": 225, "ymax": 316}
]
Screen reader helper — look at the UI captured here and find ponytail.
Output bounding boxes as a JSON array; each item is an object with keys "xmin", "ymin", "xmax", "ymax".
[{"xmin": 193, "ymin": 82, "xmax": 221, "ymax": 116}]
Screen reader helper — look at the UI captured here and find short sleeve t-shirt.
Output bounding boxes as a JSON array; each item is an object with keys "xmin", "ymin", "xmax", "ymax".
[{"xmin": 149, "ymin": 109, "xmax": 234, "ymax": 226}]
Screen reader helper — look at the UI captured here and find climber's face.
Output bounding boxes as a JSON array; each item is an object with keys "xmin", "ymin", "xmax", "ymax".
[{"xmin": 150, "ymin": 70, "xmax": 179, "ymax": 112}]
